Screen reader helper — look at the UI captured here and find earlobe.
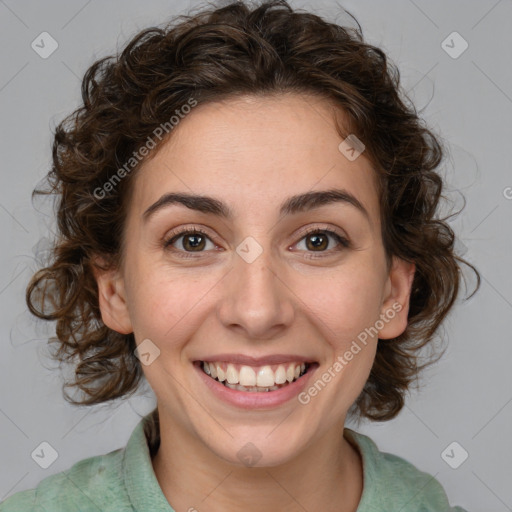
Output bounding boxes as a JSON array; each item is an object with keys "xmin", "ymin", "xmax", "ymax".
[
  {"xmin": 378, "ymin": 256, "xmax": 416, "ymax": 340},
  {"xmin": 92, "ymin": 257, "xmax": 133, "ymax": 335}
]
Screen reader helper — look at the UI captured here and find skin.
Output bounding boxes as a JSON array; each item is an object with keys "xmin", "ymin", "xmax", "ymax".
[{"xmin": 94, "ymin": 93, "xmax": 415, "ymax": 512}]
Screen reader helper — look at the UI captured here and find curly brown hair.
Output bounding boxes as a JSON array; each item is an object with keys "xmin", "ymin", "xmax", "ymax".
[{"xmin": 26, "ymin": 0, "xmax": 480, "ymax": 421}]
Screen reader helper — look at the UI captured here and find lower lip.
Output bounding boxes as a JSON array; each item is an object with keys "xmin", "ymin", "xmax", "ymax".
[{"xmin": 194, "ymin": 362, "xmax": 318, "ymax": 410}]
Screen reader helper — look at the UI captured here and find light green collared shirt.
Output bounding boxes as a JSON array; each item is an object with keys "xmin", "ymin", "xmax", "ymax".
[{"xmin": 0, "ymin": 410, "xmax": 468, "ymax": 511}]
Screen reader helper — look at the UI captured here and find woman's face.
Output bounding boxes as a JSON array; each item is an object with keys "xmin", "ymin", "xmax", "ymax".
[{"xmin": 96, "ymin": 93, "xmax": 414, "ymax": 467}]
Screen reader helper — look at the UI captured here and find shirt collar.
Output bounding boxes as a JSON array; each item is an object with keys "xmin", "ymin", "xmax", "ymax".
[
  {"xmin": 344, "ymin": 427, "xmax": 379, "ymax": 510},
  {"xmin": 122, "ymin": 409, "xmax": 175, "ymax": 512}
]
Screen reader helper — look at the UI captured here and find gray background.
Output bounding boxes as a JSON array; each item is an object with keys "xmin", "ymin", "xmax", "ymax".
[{"xmin": 0, "ymin": 0, "xmax": 511, "ymax": 510}]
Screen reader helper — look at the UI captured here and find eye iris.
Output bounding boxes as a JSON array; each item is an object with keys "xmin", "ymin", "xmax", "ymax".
[
  {"xmin": 306, "ymin": 233, "xmax": 328, "ymax": 251},
  {"xmin": 183, "ymin": 233, "xmax": 205, "ymax": 251}
]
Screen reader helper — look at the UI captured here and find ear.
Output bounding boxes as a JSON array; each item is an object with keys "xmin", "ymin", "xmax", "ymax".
[
  {"xmin": 91, "ymin": 256, "xmax": 133, "ymax": 335},
  {"xmin": 378, "ymin": 256, "xmax": 416, "ymax": 340}
]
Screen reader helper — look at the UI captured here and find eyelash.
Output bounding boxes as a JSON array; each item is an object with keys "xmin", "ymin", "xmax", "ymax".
[
  {"xmin": 162, "ymin": 225, "xmax": 350, "ymax": 260},
  {"xmin": 299, "ymin": 226, "xmax": 350, "ymax": 258}
]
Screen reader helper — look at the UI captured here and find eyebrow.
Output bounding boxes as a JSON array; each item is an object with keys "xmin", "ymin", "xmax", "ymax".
[{"xmin": 142, "ymin": 188, "xmax": 370, "ymax": 224}]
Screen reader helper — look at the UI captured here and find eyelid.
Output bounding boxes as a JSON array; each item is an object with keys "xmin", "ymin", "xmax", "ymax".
[
  {"xmin": 163, "ymin": 225, "xmax": 217, "ymax": 247},
  {"xmin": 293, "ymin": 223, "xmax": 348, "ymax": 241},
  {"xmin": 290, "ymin": 224, "xmax": 350, "ymax": 253}
]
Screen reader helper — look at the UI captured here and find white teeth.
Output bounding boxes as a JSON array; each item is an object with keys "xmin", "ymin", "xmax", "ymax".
[
  {"xmin": 202, "ymin": 361, "xmax": 309, "ymax": 389},
  {"xmin": 217, "ymin": 366, "xmax": 226, "ymax": 382},
  {"xmin": 226, "ymin": 363, "xmax": 238, "ymax": 384},
  {"xmin": 256, "ymin": 366, "xmax": 275, "ymax": 387},
  {"xmin": 239, "ymin": 366, "xmax": 256, "ymax": 386},
  {"xmin": 274, "ymin": 365, "xmax": 287, "ymax": 384}
]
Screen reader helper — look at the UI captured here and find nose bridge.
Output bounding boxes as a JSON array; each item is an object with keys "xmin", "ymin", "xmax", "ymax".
[{"xmin": 217, "ymin": 235, "xmax": 294, "ymax": 338}]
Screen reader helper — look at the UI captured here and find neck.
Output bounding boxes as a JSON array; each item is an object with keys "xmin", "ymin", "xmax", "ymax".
[{"xmin": 151, "ymin": 410, "xmax": 363, "ymax": 512}]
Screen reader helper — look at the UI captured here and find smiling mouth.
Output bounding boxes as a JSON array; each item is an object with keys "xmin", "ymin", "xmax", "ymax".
[{"xmin": 198, "ymin": 361, "xmax": 314, "ymax": 392}]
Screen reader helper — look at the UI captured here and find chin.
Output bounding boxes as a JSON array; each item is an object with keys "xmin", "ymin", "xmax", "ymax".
[{"xmin": 200, "ymin": 425, "xmax": 309, "ymax": 469}]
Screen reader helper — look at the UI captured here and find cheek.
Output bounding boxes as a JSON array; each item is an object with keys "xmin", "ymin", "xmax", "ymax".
[
  {"xmin": 128, "ymin": 270, "xmax": 216, "ymax": 344},
  {"xmin": 303, "ymin": 268, "xmax": 383, "ymax": 347}
]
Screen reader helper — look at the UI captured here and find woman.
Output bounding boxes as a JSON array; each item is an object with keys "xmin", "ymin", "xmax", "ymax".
[{"xmin": 1, "ymin": 1, "xmax": 479, "ymax": 510}]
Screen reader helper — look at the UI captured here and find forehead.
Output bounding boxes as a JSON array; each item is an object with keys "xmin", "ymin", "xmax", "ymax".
[{"xmin": 129, "ymin": 93, "xmax": 381, "ymax": 230}]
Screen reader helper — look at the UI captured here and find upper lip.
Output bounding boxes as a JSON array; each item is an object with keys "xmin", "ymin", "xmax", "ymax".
[{"xmin": 196, "ymin": 354, "xmax": 316, "ymax": 366}]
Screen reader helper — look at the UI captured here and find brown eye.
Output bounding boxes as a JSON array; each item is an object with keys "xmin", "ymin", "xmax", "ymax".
[
  {"xmin": 163, "ymin": 228, "xmax": 215, "ymax": 256},
  {"xmin": 180, "ymin": 232, "xmax": 207, "ymax": 251},
  {"xmin": 295, "ymin": 228, "xmax": 350, "ymax": 254},
  {"xmin": 305, "ymin": 232, "xmax": 329, "ymax": 251}
]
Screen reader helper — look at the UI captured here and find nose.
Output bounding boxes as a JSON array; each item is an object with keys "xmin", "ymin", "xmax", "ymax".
[{"xmin": 216, "ymin": 243, "xmax": 295, "ymax": 341}]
